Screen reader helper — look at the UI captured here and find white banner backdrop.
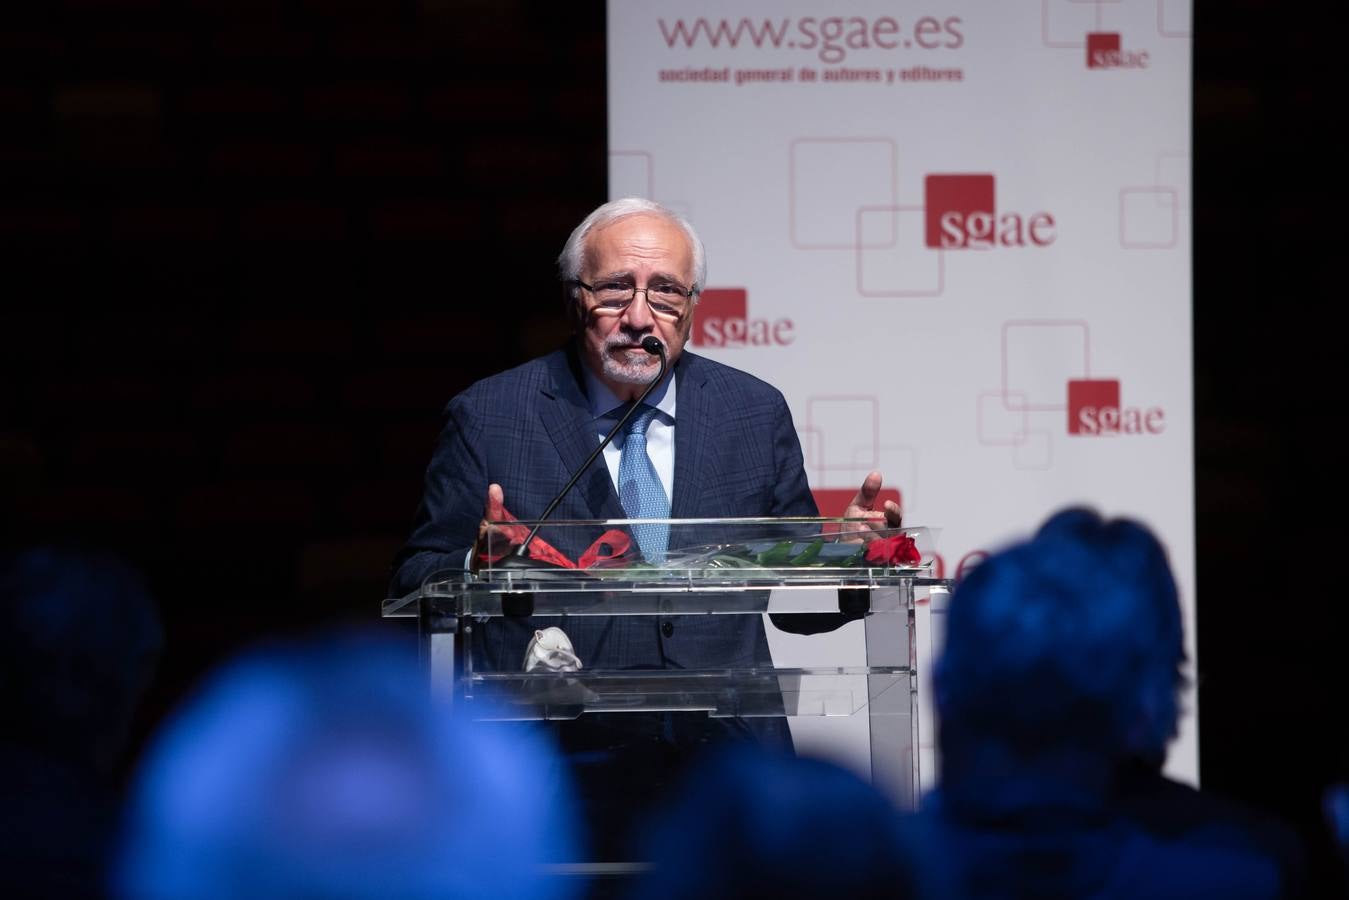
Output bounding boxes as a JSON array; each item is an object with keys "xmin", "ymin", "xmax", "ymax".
[{"xmin": 607, "ymin": 0, "xmax": 1195, "ymax": 785}]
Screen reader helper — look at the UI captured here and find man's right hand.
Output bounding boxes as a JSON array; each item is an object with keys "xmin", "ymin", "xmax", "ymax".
[
  {"xmin": 839, "ymin": 470, "xmax": 903, "ymax": 543},
  {"xmin": 471, "ymin": 483, "xmax": 518, "ymax": 570}
]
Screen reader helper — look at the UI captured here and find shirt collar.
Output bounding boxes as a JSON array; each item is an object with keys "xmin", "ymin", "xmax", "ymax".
[{"xmin": 582, "ymin": 361, "xmax": 677, "ymax": 423}]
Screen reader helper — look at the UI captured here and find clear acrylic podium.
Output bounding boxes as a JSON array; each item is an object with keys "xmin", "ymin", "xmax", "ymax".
[{"xmin": 382, "ymin": 517, "xmax": 949, "ymax": 810}]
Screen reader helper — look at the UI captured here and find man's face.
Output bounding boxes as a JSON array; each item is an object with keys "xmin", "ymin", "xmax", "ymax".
[{"xmin": 576, "ymin": 213, "xmax": 695, "ymax": 400}]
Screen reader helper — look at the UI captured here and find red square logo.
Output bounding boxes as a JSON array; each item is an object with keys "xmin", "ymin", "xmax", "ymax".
[
  {"xmin": 924, "ymin": 174, "xmax": 995, "ymax": 248},
  {"xmin": 1067, "ymin": 379, "xmax": 1120, "ymax": 435},
  {"xmin": 692, "ymin": 288, "xmax": 747, "ymax": 347},
  {"xmin": 1087, "ymin": 32, "xmax": 1121, "ymax": 68}
]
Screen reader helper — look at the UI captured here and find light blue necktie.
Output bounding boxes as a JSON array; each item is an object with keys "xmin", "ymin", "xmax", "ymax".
[{"xmin": 617, "ymin": 404, "xmax": 670, "ymax": 563}]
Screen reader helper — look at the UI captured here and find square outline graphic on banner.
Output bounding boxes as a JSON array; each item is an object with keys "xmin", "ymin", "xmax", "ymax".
[
  {"xmin": 1159, "ymin": 0, "xmax": 1193, "ymax": 37},
  {"xmin": 856, "ymin": 206, "xmax": 944, "ymax": 297},
  {"xmin": 1154, "ymin": 153, "xmax": 1190, "ymax": 209},
  {"xmin": 1002, "ymin": 321, "xmax": 1091, "ymax": 412},
  {"xmin": 799, "ymin": 427, "xmax": 822, "ymax": 472},
  {"xmin": 1041, "ymin": 0, "xmax": 1102, "ymax": 47},
  {"xmin": 1013, "ymin": 430, "xmax": 1053, "ymax": 470},
  {"xmin": 978, "ymin": 390, "xmax": 1029, "ymax": 446},
  {"xmin": 805, "ymin": 396, "xmax": 879, "ymax": 472},
  {"xmin": 790, "ymin": 138, "xmax": 898, "ymax": 250},
  {"xmin": 1120, "ymin": 187, "xmax": 1178, "ymax": 248}
]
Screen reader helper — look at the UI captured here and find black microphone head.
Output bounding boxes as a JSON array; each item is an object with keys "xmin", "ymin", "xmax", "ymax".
[{"xmin": 641, "ymin": 336, "xmax": 665, "ymax": 356}]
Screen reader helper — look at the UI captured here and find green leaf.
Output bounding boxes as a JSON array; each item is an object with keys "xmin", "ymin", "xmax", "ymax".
[
  {"xmin": 755, "ymin": 541, "xmax": 794, "ymax": 566},
  {"xmin": 840, "ymin": 546, "xmax": 866, "ymax": 567},
  {"xmin": 789, "ymin": 539, "xmax": 824, "ymax": 566}
]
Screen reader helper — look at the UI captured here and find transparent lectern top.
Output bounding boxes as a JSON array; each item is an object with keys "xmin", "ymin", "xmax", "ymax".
[{"xmin": 382, "ymin": 517, "xmax": 944, "ymax": 618}]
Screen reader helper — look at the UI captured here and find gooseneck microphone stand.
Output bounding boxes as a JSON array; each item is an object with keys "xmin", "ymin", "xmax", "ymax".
[{"xmin": 496, "ymin": 336, "xmax": 669, "ymax": 571}]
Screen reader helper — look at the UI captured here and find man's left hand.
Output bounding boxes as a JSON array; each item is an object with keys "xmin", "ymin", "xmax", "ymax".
[{"xmin": 841, "ymin": 470, "xmax": 903, "ymax": 542}]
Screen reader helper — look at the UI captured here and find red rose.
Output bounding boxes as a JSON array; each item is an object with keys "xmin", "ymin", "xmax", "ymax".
[{"xmin": 864, "ymin": 534, "xmax": 921, "ymax": 567}]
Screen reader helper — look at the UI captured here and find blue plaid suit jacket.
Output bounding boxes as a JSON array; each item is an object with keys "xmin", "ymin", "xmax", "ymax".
[{"xmin": 393, "ymin": 345, "xmax": 820, "ymax": 681}]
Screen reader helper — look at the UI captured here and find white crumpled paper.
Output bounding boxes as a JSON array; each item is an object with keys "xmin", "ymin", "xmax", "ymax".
[{"xmin": 522, "ymin": 626, "xmax": 582, "ymax": 673}]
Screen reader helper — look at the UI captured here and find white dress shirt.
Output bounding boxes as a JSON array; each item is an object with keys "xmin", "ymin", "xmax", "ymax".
[
  {"xmin": 581, "ymin": 364, "xmax": 676, "ymax": 506},
  {"xmin": 464, "ymin": 366, "xmax": 677, "ymax": 570}
]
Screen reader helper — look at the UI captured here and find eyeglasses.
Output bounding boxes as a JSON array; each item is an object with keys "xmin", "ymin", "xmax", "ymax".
[{"xmin": 571, "ymin": 279, "xmax": 695, "ymax": 320}]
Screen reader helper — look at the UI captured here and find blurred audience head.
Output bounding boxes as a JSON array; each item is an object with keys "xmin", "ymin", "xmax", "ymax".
[
  {"xmin": 1327, "ymin": 782, "xmax": 1349, "ymax": 869},
  {"xmin": 0, "ymin": 547, "xmax": 162, "ymax": 896},
  {"xmin": 1, "ymin": 545, "xmax": 162, "ymax": 771},
  {"xmin": 114, "ymin": 632, "xmax": 580, "ymax": 900},
  {"xmin": 627, "ymin": 745, "xmax": 919, "ymax": 900},
  {"xmin": 936, "ymin": 507, "xmax": 1184, "ymax": 776}
]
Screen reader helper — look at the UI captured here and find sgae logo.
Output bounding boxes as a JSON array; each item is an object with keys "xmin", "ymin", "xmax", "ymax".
[
  {"xmin": 1086, "ymin": 33, "xmax": 1149, "ymax": 69},
  {"xmin": 693, "ymin": 288, "xmax": 795, "ymax": 348},
  {"xmin": 1067, "ymin": 379, "xmax": 1164, "ymax": 436},
  {"xmin": 924, "ymin": 174, "xmax": 1056, "ymax": 250}
]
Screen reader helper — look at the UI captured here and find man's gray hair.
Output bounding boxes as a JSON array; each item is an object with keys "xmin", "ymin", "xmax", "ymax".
[{"xmin": 557, "ymin": 197, "xmax": 707, "ymax": 300}]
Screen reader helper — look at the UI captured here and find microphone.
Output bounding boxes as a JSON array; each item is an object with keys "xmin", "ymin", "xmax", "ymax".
[{"xmin": 500, "ymin": 337, "xmax": 668, "ymax": 568}]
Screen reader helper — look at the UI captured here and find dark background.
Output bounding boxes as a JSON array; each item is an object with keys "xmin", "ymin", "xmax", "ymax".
[{"xmin": 2, "ymin": 0, "xmax": 1342, "ymax": 891}]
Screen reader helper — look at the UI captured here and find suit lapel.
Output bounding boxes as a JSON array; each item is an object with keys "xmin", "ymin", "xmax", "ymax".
[
  {"xmin": 671, "ymin": 354, "xmax": 713, "ymax": 518},
  {"xmin": 538, "ymin": 349, "xmax": 626, "ymax": 520}
]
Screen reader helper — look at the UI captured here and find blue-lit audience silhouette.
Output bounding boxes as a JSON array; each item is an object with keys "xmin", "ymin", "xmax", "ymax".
[
  {"xmin": 113, "ymin": 634, "xmax": 581, "ymax": 900},
  {"xmin": 625, "ymin": 745, "xmax": 920, "ymax": 900},
  {"xmin": 924, "ymin": 507, "xmax": 1302, "ymax": 898},
  {"xmin": 17, "ymin": 512, "xmax": 1325, "ymax": 899},
  {"xmin": 1, "ymin": 547, "xmax": 163, "ymax": 897},
  {"xmin": 1325, "ymin": 781, "xmax": 1349, "ymax": 888}
]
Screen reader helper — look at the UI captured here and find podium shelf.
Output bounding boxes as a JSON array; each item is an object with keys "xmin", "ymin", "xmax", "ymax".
[{"xmin": 462, "ymin": 666, "xmax": 912, "ymax": 720}]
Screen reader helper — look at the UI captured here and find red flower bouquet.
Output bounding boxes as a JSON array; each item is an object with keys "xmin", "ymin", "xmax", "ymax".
[{"xmin": 863, "ymin": 533, "xmax": 922, "ymax": 567}]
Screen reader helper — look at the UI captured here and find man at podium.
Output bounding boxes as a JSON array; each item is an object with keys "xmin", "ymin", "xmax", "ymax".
[
  {"xmin": 391, "ymin": 197, "xmax": 901, "ymax": 857},
  {"xmin": 393, "ymin": 197, "xmax": 899, "ymax": 685}
]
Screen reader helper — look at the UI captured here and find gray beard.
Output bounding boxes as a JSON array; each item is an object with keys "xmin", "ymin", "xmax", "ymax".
[
  {"xmin": 600, "ymin": 346, "xmax": 661, "ymax": 385},
  {"xmin": 599, "ymin": 328, "xmax": 674, "ymax": 385}
]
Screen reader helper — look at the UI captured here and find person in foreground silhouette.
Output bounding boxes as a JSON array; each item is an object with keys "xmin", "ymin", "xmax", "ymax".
[
  {"xmin": 625, "ymin": 745, "xmax": 921, "ymax": 900},
  {"xmin": 112, "ymin": 633, "xmax": 581, "ymax": 900},
  {"xmin": 1, "ymin": 547, "xmax": 162, "ymax": 898},
  {"xmin": 921, "ymin": 508, "xmax": 1304, "ymax": 898}
]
